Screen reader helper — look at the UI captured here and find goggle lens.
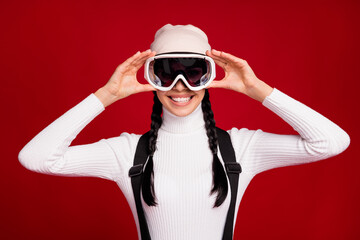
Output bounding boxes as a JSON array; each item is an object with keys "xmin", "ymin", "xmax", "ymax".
[{"xmin": 154, "ymin": 58, "xmax": 208, "ymax": 86}]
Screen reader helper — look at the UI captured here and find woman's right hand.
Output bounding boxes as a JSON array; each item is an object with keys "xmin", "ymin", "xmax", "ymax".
[{"xmin": 95, "ymin": 50, "xmax": 156, "ymax": 107}]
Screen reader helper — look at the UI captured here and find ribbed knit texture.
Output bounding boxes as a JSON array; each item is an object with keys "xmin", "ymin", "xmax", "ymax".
[{"xmin": 18, "ymin": 89, "xmax": 350, "ymax": 240}]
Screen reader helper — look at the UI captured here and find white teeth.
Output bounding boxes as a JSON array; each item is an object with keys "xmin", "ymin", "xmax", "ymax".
[{"xmin": 171, "ymin": 97, "xmax": 191, "ymax": 103}]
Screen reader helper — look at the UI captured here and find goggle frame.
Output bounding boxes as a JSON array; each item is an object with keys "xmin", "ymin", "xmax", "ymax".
[{"xmin": 144, "ymin": 53, "xmax": 216, "ymax": 91}]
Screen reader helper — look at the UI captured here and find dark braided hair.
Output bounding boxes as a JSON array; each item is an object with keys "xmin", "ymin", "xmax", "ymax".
[
  {"xmin": 201, "ymin": 89, "xmax": 228, "ymax": 207},
  {"xmin": 142, "ymin": 92, "xmax": 162, "ymax": 206},
  {"xmin": 142, "ymin": 89, "xmax": 228, "ymax": 207}
]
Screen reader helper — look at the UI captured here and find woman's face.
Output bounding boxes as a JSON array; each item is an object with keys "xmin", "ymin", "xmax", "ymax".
[{"xmin": 156, "ymin": 80, "xmax": 205, "ymax": 117}]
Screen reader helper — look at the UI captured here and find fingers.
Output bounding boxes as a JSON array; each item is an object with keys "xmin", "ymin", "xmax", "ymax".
[
  {"xmin": 210, "ymin": 56, "xmax": 228, "ymax": 69},
  {"xmin": 122, "ymin": 51, "xmax": 141, "ymax": 65},
  {"xmin": 210, "ymin": 49, "xmax": 238, "ymax": 62},
  {"xmin": 207, "ymin": 79, "xmax": 228, "ymax": 89},
  {"xmin": 131, "ymin": 49, "xmax": 156, "ymax": 71},
  {"xmin": 208, "ymin": 80, "xmax": 223, "ymax": 89},
  {"xmin": 118, "ymin": 49, "xmax": 156, "ymax": 73},
  {"xmin": 207, "ymin": 52, "xmax": 229, "ymax": 70},
  {"xmin": 207, "ymin": 49, "xmax": 247, "ymax": 66},
  {"xmin": 123, "ymin": 49, "xmax": 151, "ymax": 64},
  {"xmin": 137, "ymin": 83, "xmax": 156, "ymax": 93}
]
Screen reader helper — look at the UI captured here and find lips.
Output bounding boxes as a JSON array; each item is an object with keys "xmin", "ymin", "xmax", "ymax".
[{"xmin": 168, "ymin": 95, "xmax": 194, "ymax": 105}]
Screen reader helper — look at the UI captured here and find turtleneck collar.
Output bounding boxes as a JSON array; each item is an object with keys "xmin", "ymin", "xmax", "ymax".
[{"xmin": 161, "ymin": 103, "xmax": 205, "ymax": 134}]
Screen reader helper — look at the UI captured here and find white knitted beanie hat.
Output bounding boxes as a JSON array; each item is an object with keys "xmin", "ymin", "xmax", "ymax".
[{"xmin": 150, "ymin": 24, "xmax": 211, "ymax": 55}]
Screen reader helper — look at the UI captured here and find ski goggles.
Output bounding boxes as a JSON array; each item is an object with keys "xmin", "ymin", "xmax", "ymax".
[{"xmin": 144, "ymin": 53, "xmax": 216, "ymax": 91}]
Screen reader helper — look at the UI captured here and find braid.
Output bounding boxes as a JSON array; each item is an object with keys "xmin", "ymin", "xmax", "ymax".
[
  {"xmin": 202, "ymin": 89, "xmax": 228, "ymax": 207},
  {"xmin": 142, "ymin": 91, "xmax": 162, "ymax": 206}
]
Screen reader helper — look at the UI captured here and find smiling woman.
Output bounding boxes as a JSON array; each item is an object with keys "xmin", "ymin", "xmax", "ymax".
[{"xmin": 18, "ymin": 24, "xmax": 350, "ymax": 240}]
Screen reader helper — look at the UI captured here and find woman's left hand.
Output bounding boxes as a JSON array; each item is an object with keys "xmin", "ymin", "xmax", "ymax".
[{"xmin": 206, "ymin": 49, "xmax": 273, "ymax": 102}]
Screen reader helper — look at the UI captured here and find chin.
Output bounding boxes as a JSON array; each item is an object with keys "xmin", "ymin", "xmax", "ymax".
[{"xmin": 170, "ymin": 106, "xmax": 198, "ymax": 117}]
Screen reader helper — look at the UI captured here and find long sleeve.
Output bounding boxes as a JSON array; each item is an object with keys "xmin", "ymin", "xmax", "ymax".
[
  {"xmin": 229, "ymin": 88, "xmax": 350, "ymax": 176},
  {"xmin": 18, "ymin": 94, "xmax": 130, "ymax": 181}
]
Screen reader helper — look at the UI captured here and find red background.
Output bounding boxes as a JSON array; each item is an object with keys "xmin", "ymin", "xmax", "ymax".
[{"xmin": 1, "ymin": 0, "xmax": 359, "ymax": 239}]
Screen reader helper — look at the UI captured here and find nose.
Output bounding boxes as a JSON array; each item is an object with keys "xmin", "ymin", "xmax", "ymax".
[{"xmin": 173, "ymin": 78, "xmax": 188, "ymax": 91}]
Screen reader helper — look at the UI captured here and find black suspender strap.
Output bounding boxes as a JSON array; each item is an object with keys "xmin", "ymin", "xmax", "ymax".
[
  {"xmin": 216, "ymin": 127, "xmax": 242, "ymax": 240},
  {"xmin": 128, "ymin": 132, "xmax": 151, "ymax": 240},
  {"xmin": 129, "ymin": 128, "xmax": 241, "ymax": 240}
]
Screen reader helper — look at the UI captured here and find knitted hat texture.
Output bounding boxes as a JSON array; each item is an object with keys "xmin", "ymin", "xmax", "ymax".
[{"xmin": 150, "ymin": 24, "xmax": 211, "ymax": 55}]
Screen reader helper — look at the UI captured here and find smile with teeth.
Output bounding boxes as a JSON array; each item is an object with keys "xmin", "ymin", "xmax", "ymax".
[{"xmin": 169, "ymin": 96, "xmax": 193, "ymax": 103}]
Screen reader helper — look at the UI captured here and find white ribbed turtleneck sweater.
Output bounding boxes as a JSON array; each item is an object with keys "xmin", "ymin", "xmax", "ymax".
[{"xmin": 18, "ymin": 89, "xmax": 350, "ymax": 240}]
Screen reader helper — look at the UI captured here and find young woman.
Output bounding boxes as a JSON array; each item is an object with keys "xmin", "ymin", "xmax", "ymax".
[{"xmin": 19, "ymin": 24, "xmax": 350, "ymax": 240}]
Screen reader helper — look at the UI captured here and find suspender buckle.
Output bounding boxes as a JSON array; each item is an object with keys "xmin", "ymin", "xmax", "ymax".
[
  {"xmin": 129, "ymin": 164, "xmax": 144, "ymax": 177},
  {"xmin": 225, "ymin": 162, "xmax": 242, "ymax": 174}
]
